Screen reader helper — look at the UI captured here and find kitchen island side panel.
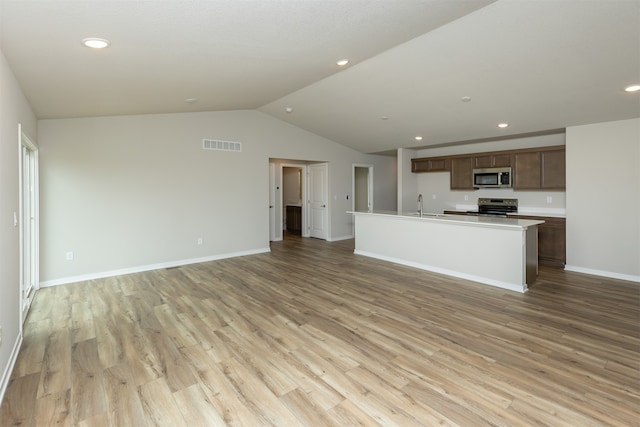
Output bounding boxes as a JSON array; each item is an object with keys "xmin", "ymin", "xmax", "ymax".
[{"xmin": 353, "ymin": 214, "xmax": 529, "ymax": 292}]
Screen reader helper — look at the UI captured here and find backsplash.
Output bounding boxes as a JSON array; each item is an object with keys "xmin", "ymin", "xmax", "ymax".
[{"xmin": 416, "ymin": 171, "xmax": 566, "ymax": 216}]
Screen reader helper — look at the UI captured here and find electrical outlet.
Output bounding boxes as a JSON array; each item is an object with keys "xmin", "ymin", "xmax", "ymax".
[
  {"xmin": 464, "ymin": 195, "xmax": 469, "ymax": 201},
  {"xmin": 546, "ymin": 196, "xmax": 553, "ymax": 204},
  {"xmin": 66, "ymin": 251, "xmax": 74, "ymax": 261},
  {"xmin": 432, "ymin": 194, "xmax": 437, "ymax": 200},
  {"xmin": 197, "ymin": 237, "xmax": 203, "ymax": 245}
]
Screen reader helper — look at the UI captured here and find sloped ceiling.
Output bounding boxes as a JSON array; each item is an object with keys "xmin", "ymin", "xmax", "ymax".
[{"xmin": 1, "ymin": 0, "xmax": 638, "ymax": 153}]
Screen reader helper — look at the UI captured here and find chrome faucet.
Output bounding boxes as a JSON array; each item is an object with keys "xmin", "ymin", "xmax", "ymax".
[{"xmin": 417, "ymin": 194, "xmax": 423, "ymax": 217}]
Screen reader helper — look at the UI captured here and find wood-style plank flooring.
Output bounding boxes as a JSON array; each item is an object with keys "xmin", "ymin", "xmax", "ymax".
[{"xmin": 1, "ymin": 235, "xmax": 639, "ymax": 426}]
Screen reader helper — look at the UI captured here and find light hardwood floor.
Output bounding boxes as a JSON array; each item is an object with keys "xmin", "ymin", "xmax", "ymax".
[{"xmin": 1, "ymin": 235, "xmax": 639, "ymax": 426}]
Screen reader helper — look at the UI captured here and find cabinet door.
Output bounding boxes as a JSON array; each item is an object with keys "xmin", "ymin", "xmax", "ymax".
[
  {"xmin": 513, "ymin": 215, "xmax": 566, "ymax": 267},
  {"xmin": 412, "ymin": 159, "xmax": 429, "ymax": 172},
  {"xmin": 412, "ymin": 158, "xmax": 449, "ymax": 172},
  {"xmin": 473, "ymin": 155, "xmax": 492, "ymax": 168},
  {"xmin": 427, "ymin": 158, "xmax": 449, "ymax": 172},
  {"xmin": 541, "ymin": 149, "xmax": 566, "ymax": 189},
  {"xmin": 450, "ymin": 157, "xmax": 474, "ymax": 189},
  {"xmin": 513, "ymin": 152, "xmax": 541, "ymax": 189},
  {"xmin": 492, "ymin": 154, "xmax": 511, "ymax": 167},
  {"xmin": 537, "ymin": 218, "xmax": 566, "ymax": 266},
  {"xmin": 286, "ymin": 205, "xmax": 302, "ymax": 234},
  {"xmin": 474, "ymin": 154, "xmax": 511, "ymax": 168}
]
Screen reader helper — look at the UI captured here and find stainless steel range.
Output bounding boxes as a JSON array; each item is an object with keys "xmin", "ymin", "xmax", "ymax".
[{"xmin": 467, "ymin": 198, "xmax": 518, "ymax": 217}]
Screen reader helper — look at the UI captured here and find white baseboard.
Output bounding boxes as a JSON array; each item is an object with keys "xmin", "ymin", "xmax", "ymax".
[
  {"xmin": 40, "ymin": 247, "xmax": 271, "ymax": 288},
  {"xmin": 564, "ymin": 265, "xmax": 640, "ymax": 283},
  {"xmin": 354, "ymin": 249, "xmax": 526, "ymax": 293},
  {"xmin": 0, "ymin": 331, "xmax": 23, "ymax": 407},
  {"xmin": 328, "ymin": 234, "xmax": 354, "ymax": 242}
]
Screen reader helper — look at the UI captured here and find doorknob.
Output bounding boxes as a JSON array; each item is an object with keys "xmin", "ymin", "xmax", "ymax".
[{"xmin": 321, "ymin": 204, "xmax": 326, "ymax": 208}]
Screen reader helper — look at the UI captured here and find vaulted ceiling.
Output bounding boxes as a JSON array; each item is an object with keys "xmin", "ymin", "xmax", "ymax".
[{"xmin": 1, "ymin": 0, "xmax": 638, "ymax": 153}]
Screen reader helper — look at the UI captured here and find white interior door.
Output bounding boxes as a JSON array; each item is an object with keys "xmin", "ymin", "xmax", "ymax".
[
  {"xmin": 19, "ymin": 125, "xmax": 39, "ymax": 324},
  {"xmin": 308, "ymin": 163, "xmax": 328, "ymax": 240},
  {"xmin": 269, "ymin": 163, "xmax": 276, "ymax": 241}
]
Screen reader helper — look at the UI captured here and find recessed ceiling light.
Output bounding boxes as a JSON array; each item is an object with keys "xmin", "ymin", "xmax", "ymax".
[
  {"xmin": 415, "ymin": 136, "xmax": 423, "ymax": 141},
  {"xmin": 497, "ymin": 123, "xmax": 509, "ymax": 128},
  {"xmin": 285, "ymin": 107, "xmax": 293, "ymax": 113},
  {"xmin": 461, "ymin": 96, "xmax": 472, "ymax": 102},
  {"xmin": 380, "ymin": 116, "xmax": 389, "ymax": 120},
  {"xmin": 82, "ymin": 38, "xmax": 110, "ymax": 49},
  {"xmin": 336, "ymin": 59, "xmax": 349, "ymax": 66},
  {"xmin": 185, "ymin": 98, "xmax": 198, "ymax": 104},
  {"xmin": 624, "ymin": 84, "xmax": 640, "ymax": 92}
]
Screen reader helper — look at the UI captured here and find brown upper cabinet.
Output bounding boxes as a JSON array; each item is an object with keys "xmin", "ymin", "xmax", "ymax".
[
  {"xmin": 473, "ymin": 153, "xmax": 511, "ymax": 168},
  {"xmin": 411, "ymin": 145, "xmax": 566, "ymax": 191},
  {"xmin": 541, "ymin": 149, "xmax": 566, "ymax": 189},
  {"xmin": 411, "ymin": 157, "xmax": 450, "ymax": 173},
  {"xmin": 450, "ymin": 157, "xmax": 474, "ymax": 190},
  {"xmin": 512, "ymin": 151, "xmax": 542, "ymax": 189},
  {"xmin": 512, "ymin": 147, "xmax": 566, "ymax": 190}
]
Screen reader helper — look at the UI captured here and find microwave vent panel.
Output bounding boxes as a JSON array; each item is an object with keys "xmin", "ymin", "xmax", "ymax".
[{"xmin": 202, "ymin": 139, "xmax": 242, "ymax": 152}]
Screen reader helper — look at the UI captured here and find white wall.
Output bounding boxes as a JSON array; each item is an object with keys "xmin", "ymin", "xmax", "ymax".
[
  {"xmin": 282, "ymin": 167, "xmax": 302, "ymax": 207},
  {"xmin": 566, "ymin": 118, "xmax": 640, "ymax": 281},
  {"xmin": 411, "ymin": 133, "xmax": 567, "ymax": 214},
  {"xmin": 0, "ymin": 50, "xmax": 37, "ymax": 402},
  {"xmin": 397, "ymin": 148, "xmax": 417, "ymax": 213},
  {"xmin": 371, "ymin": 157, "xmax": 397, "ymax": 212},
  {"xmin": 38, "ymin": 110, "xmax": 397, "ymax": 284}
]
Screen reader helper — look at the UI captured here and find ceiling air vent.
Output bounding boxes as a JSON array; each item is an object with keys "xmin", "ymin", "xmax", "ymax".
[{"xmin": 202, "ymin": 139, "xmax": 242, "ymax": 152}]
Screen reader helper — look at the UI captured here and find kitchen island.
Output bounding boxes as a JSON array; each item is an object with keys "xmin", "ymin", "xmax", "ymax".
[{"xmin": 349, "ymin": 211, "xmax": 544, "ymax": 293}]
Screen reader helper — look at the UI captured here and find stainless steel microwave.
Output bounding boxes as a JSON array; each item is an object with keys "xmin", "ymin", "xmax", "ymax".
[{"xmin": 472, "ymin": 167, "xmax": 512, "ymax": 188}]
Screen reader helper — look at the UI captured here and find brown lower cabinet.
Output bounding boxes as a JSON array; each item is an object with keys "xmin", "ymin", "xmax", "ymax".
[
  {"xmin": 443, "ymin": 211, "xmax": 566, "ymax": 267},
  {"xmin": 513, "ymin": 215, "xmax": 566, "ymax": 267},
  {"xmin": 286, "ymin": 205, "xmax": 302, "ymax": 235}
]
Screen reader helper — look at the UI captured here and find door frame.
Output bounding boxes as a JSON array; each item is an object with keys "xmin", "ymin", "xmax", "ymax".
[
  {"xmin": 278, "ymin": 163, "xmax": 308, "ymax": 240},
  {"xmin": 18, "ymin": 124, "xmax": 39, "ymax": 326},
  {"xmin": 269, "ymin": 163, "xmax": 276, "ymax": 241},
  {"xmin": 307, "ymin": 162, "xmax": 329, "ymax": 240},
  {"xmin": 352, "ymin": 164, "xmax": 373, "ymax": 212}
]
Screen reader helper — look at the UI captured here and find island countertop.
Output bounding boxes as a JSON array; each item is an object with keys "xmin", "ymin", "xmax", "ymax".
[
  {"xmin": 348, "ymin": 210, "xmax": 544, "ymax": 229},
  {"xmin": 348, "ymin": 210, "xmax": 543, "ymax": 293}
]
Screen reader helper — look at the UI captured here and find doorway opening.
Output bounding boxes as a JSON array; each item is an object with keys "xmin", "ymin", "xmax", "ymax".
[
  {"xmin": 353, "ymin": 164, "xmax": 373, "ymax": 211},
  {"xmin": 19, "ymin": 124, "xmax": 39, "ymax": 325},
  {"xmin": 269, "ymin": 161, "xmax": 308, "ymax": 241},
  {"xmin": 269, "ymin": 160, "xmax": 330, "ymax": 242},
  {"xmin": 283, "ymin": 166, "xmax": 303, "ymax": 236}
]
